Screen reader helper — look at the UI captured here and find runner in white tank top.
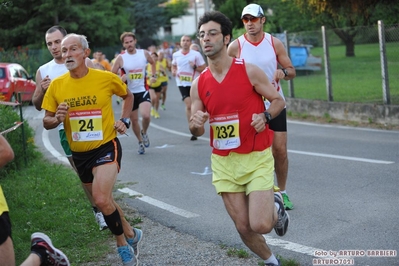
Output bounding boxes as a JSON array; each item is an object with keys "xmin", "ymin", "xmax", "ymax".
[
  {"xmin": 171, "ymin": 35, "xmax": 206, "ymax": 141},
  {"xmin": 112, "ymin": 32, "xmax": 157, "ymax": 154},
  {"xmin": 228, "ymin": 3, "xmax": 296, "ymax": 211}
]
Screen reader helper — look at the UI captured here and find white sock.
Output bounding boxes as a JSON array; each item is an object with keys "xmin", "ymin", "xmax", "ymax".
[
  {"xmin": 264, "ymin": 254, "xmax": 279, "ymax": 265},
  {"xmin": 280, "ymin": 190, "xmax": 287, "ymax": 194}
]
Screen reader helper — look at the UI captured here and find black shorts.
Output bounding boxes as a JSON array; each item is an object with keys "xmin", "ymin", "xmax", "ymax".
[
  {"xmin": 178, "ymin": 86, "xmax": 191, "ymax": 101},
  {"xmin": 133, "ymin": 91, "xmax": 151, "ymax": 111},
  {"xmin": 150, "ymin": 85, "xmax": 162, "ymax": 93},
  {"xmin": 72, "ymin": 138, "xmax": 122, "ymax": 184},
  {"xmin": 0, "ymin": 212, "xmax": 12, "ymax": 245},
  {"xmin": 269, "ymin": 108, "xmax": 287, "ymax": 132}
]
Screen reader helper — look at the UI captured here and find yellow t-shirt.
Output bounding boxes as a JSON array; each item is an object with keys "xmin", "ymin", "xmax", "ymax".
[
  {"xmin": 146, "ymin": 61, "xmax": 163, "ymax": 88},
  {"xmin": 42, "ymin": 68, "xmax": 128, "ymax": 152},
  {"xmin": 158, "ymin": 58, "xmax": 169, "ymax": 83},
  {"xmin": 0, "ymin": 185, "xmax": 9, "ymax": 215}
]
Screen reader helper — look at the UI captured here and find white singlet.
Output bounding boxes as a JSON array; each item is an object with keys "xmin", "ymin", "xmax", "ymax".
[
  {"xmin": 120, "ymin": 50, "xmax": 147, "ymax": 94},
  {"xmin": 172, "ymin": 49, "xmax": 205, "ymax": 87}
]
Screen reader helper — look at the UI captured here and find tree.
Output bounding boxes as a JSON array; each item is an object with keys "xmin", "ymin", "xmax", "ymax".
[
  {"xmin": 218, "ymin": 0, "xmax": 247, "ymax": 29},
  {"xmin": 0, "ymin": 0, "xmax": 133, "ymax": 50},
  {"xmin": 164, "ymin": 0, "xmax": 189, "ymax": 27},
  {"xmin": 293, "ymin": 0, "xmax": 392, "ymax": 57}
]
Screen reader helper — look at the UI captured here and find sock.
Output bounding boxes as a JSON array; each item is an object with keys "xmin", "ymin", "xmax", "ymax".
[
  {"xmin": 280, "ymin": 190, "xmax": 287, "ymax": 194},
  {"xmin": 264, "ymin": 254, "xmax": 279, "ymax": 265},
  {"xmin": 92, "ymin": 206, "xmax": 99, "ymax": 213},
  {"xmin": 31, "ymin": 245, "xmax": 48, "ymax": 264}
]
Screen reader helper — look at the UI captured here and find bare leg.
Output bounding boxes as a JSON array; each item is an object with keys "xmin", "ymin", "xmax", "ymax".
[
  {"xmin": 92, "ymin": 164, "xmax": 128, "ymax": 247},
  {"xmin": 273, "ymin": 132, "xmax": 288, "ymax": 191},
  {"xmin": 183, "ymin": 96, "xmax": 192, "ymax": 123},
  {"xmin": 161, "ymin": 85, "xmax": 167, "ymax": 106},
  {"xmin": 221, "ymin": 190, "xmax": 277, "ymax": 260},
  {"xmin": 20, "ymin": 253, "xmax": 41, "ymax": 266},
  {"xmin": 67, "ymin": 156, "xmax": 97, "ymax": 208},
  {"xmin": 140, "ymin": 101, "xmax": 151, "ymax": 134},
  {"xmin": 130, "ymin": 110, "xmax": 142, "ymax": 142},
  {"xmin": 0, "ymin": 237, "xmax": 15, "ymax": 266}
]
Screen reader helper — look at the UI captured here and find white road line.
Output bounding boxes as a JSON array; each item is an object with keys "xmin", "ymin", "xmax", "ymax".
[
  {"xmin": 288, "ymin": 120, "xmax": 399, "ymax": 133},
  {"xmin": 149, "ymin": 122, "xmax": 395, "ymax": 164},
  {"xmin": 118, "ymin": 188, "xmax": 200, "ymax": 218},
  {"xmin": 264, "ymin": 235, "xmax": 327, "ymax": 257},
  {"xmin": 288, "ymin": 150, "xmax": 394, "ymax": 164},
  {"xmin": 41, "ymin": 129, "xmax": 68, "ymax": 164}
]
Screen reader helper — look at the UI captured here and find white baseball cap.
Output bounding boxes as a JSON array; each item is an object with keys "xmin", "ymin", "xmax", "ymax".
[{"xmin": 241, "ymin": 4, "xmax": 264, "ymax": 19}]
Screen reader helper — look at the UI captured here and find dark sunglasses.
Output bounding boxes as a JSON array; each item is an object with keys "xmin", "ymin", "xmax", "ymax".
[{"xmin": 242, "ymin": 16, "xmax": 261, "ymax": 24}]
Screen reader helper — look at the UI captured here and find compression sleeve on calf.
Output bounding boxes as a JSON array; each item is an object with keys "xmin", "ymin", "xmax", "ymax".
[{"xmin": 103, "ymin": 209, "xmax": 124, "ymax": 236}]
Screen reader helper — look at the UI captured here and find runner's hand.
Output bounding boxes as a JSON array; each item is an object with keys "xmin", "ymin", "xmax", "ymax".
[
  {"xmin": 55, "ymin": 102, "xmax": 69, "ymax": 123},
  {"xmin": 190, "ymin": 111, "xmax": 209, "ymax": 128},
  {"xmin": 251, "ymin": 113, "xmax": 266, "ymax": 133},
  {"xmin": 114, "ymin": 120, "xmax": 127, "ymax": 135}
]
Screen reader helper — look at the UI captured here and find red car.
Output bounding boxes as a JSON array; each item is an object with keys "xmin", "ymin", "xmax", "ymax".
[{"xmin": 0, "ymin": 62, "xmax": 36, "ymax": 103}]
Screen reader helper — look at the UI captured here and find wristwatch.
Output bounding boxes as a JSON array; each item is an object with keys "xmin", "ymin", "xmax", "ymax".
[
  {"xmin": 282, "ymin": 68, "xmax": 288, "ymax": 77},
  {"xmin": 120, "ymin": 118, "xmax": 131, "ymax": 129},
  {"xmin": 263, "ymin": 111, "xmax": 272, "ymax": 124}
]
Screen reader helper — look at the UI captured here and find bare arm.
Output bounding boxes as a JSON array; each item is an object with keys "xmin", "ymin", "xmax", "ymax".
[
  {"xmin": 189, "ymin": 78, "xmax": 208, "ymax": 137},
  {"xmin": 113, "ymin": 89, "xmax": 133, "ymax": 135},
  {"xmin": 32, "ymin": 69, "xmax": 50, "ymax": 111},
  {"xmin": 111, "ymin": 55, "xmax": 122, "ymax": 74},
  {"xmin": 120, "ymin": 89, "xmax": 133, "ymax": 119},
  {"xmin": 145, "ymin": 51, "xmax": 157, "ymax": 83},
  {"xmin": 43, "ymin": 102, "xmax": 68, "ymax": 130},
  {"xmin": 273, "ymin": 37, "xmax": 296, "ymax": 80},
  {"xmin": 227, "ymin": 39, "xmax": 240, "ymax": 58},
  {"xmin": 246, "ymin": 63, "xmax": 285, "ymax": 121},
  {"xmin": 0, "ymin": 135, "xmax": 14, "ymax": 168},
  {"xmin": 195, "ymin": 63, "xmax": 207, "ymax": 73}
]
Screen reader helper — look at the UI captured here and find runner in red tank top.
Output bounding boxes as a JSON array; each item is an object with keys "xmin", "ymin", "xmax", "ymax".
[{"xmin": 189, "ymin": 11, "xmax": 289, "ymax": 266}]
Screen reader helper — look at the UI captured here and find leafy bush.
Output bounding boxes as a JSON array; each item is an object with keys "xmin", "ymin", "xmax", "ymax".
[{"xmin": 0, "ymin": 105, "xmax": 40, "ymax": 175}]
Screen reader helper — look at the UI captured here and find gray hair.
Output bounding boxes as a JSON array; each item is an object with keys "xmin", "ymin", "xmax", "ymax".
[{"xmin": 63, "ymin": 33, "xmax": 89, "ymax": 49}]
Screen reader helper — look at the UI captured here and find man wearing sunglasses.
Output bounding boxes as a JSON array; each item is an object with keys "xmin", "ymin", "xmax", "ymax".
[{"xmin": 228, "ymin": 3, "xmax": 296, "ymax": 210}]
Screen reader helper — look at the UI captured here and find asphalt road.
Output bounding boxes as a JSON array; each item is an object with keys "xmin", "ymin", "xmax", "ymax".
[{"xmin": 27, "ymin": 77, "xmax": 399, "ymax": 266}]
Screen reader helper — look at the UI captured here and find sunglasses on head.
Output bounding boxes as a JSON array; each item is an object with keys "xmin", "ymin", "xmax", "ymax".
[{"xmin": 242, "ymin": 16, "xmax": 261, "ymax": 24}]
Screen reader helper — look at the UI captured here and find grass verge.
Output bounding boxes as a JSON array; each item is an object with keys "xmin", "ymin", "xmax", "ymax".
[{"xmin": 1, "ymin": 158, "xmax": 129, "ymax": 265}]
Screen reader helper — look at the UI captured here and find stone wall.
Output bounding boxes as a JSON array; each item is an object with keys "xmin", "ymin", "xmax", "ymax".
[{"xmin": 286, "ymin": 98, "xmax": 399, "ymax": 126}]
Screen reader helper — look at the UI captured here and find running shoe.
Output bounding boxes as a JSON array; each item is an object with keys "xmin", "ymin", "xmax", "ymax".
[
  {"xmin": 161, "ymin": 104, "xmax": 166, "ymax": 110},
  {"xmin": 154, "ymin": 110, "xmax": 160, "ymax": 119},
  {"xmin": 141, "ymin": 130, "xmax": 150, "ymax": 147},
  {"xmin": 94, "ymin": 211, "xmax": 108, "ymax": 231},
  {"xmin": 273, "ymin": 192, "xmax": 290, "ymax": 236},
  {"xmin": 127, "ymin": 228, "xmax": 143, "ymax": 257},
  {"xmin": 266, "ymin": 258, "xmax": 281, "ymax": 266},
  {"xmin": 117, "ymin": 245, "xmax": 137, "ymax": 266},
  {"xmin": 138, "ymin": 142, "xmax": 145, "ymax": 155},
  {"xmin": 150, "ymin": 108, "xmax": 155, "ymax": 117},
  {"xmin": 116, "ymin": 98, "xmax": 121, "ymax": 105},
  {"xmin": 30, "ymin": 232, "xmax": 70, "ymax": 266},
  {"xmin": 190, "ymin": 135, "xmax": 197, "ymax": 141},
  {"xmin": 282, "ymin": 193, "xmax": 294, "ymax": 210}
]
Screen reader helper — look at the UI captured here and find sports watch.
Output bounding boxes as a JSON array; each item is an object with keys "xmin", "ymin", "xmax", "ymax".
[
  {"xmin": 120, "ymin": 118, "xmax": 131, "ymax": 129},
  {"xmin": 282, "ymin": 68, "xmax": 288, "ymax": 77},
  {"xmin": 263, "ymin": 112, "xmax": 272, "ymax": 124}
]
